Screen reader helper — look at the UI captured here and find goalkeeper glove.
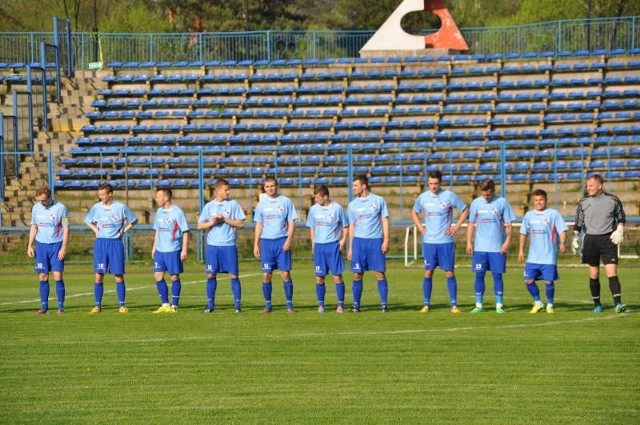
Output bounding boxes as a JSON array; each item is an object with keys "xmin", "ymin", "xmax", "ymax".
[
  {"xmin": 610, "ymin": 226, "xmax": 624, "ymax": 245},
  {"xmin": 571, "ymin": 235, "xmax": 580, "ymax": 250}
]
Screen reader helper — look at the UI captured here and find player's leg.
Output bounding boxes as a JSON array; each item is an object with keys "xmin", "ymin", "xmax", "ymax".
[
  {"xmin": 327, "ymin": 242, "xmax": 346, "ymax": 313},
  {"xmin": 276, "ymin": 237, "xmax": 294, "ymax": 312},
  {"xmin": 471, "ymin": 251, "xmax": 488, "ymax": 312},
  {"xmin": 34, "ymin": 242, "xmax": 50, "ymax": 314},
  {"xmin": 582, "ymin": 235, "xmax": 603, "ymax": 313},
  {"xmin": 350, "ymin": 238, "xmax": 365, "ymax": 312},
  {"xmin": 441, "ymin": 242, "xmax": 459, "ymax": 313},
  {"xmin": 50, "ymin": 241, "xmax": 65, "ymax": 314},
  {"xmin": 260, "ymin": 239, "xmax": 276, "ymax": 312},
  {"xmin": 489, "ymin": 252, "xmax": 507, "ymax": 313},
  {"xmin": 153, "ymin": 251, "xmax": 171, "ymax": 311},
  {"xmin": 110, "ymin": 239, "xmax": 128, "ymax": 312},
  {"xmin": 90, "ymin": 239, "xmax": 107, "ymax": 314},
  {"xmin": 226, "ymin": 246, "xmax": 242, "ymax": 313},
  {"xmin": 602, "ymin": 239, "xmax": 625, "ymax": 313},
  {"xmin": 204, "ymin": 245, "xmax": 219, "ymax": 312},
  {"xmin": 166, "ymin": 250, "xmax": 183, "ymax": 311},
  {"xmin": 420, "ymin": 243, "xmax": 437, "ymax": 313},
  {"xmin": 524, "ymin": 264, "xmax": 545, "ymax": 313}
]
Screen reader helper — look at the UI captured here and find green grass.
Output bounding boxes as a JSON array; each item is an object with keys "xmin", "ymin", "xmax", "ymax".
[{"xmin": 0, "ymin": 261, "xmax": 638, "ymax": 424}]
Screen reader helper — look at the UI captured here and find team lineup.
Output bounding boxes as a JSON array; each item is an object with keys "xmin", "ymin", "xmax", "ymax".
[{"xmin": 28, "ymin": 173, "xmax": 628, "ymax": 315}]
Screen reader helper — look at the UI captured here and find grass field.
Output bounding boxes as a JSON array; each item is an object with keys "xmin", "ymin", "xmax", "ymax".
[{"xmin": 0, "ymin": 260, "xmax": 638, "ymax": 424}]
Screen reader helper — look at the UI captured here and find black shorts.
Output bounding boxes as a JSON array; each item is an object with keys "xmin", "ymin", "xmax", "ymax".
[{"xmin": 581, "ymin": 233, "xmax": 618, "ymax": 267}]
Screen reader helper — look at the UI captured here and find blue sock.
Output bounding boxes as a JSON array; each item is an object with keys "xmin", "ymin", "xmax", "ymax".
[
  {"xmin": 156, "ymin": 279, "xmax": 169, "ymax": 304},
  {"xmin": 39, "ymin": 280, "xmax": 50, "ymax": 310},
  {"xmin": 94, "ymin": 283, "xmax": 104, "ymax": 307},
  {"xmin": 262, "ymin": 282, "xmax": 272, "ymax": 308},
  {"xmin": 545, "ymin": 282, "xmax": 555, "ymax": 305},
  {"xmin": 171, "ymin": 279, "xmax": 181, "ymax": 307},
  {"xmin": 447, "ymin": 276, "xmax": 458, "ymax": 306},
  {"xmin": 316, "ymin": 283, "xmax": 326, "ymax": 306},
  {"xmin": 526, "ymin": 283, "xmax": 541, "ymax": 302},
  {"xmin": 55, "ymin": 280, "xmax": 65, "ymax": 310},
  {"xmin": 335, "ymin": 282, "xmax": 345, "ymax": 307},
  {"xmin": 474, "ymin": 272, "xmax": 486, "ymax": 306},
  {"xmin": 352, "ymin": 279, "xmax": 363, "ymax": 307},
  {"xmin": 206, "ymin": 278, "xmax": 217, "ymax": 309},
  {"xmin": 377, "ymin": 279, "xmax": 388, "ymax": 307},
  {"xmin": 492, "ymin": 273, "xmax": 504, "ymax": 306},
  {"xmin": 423, "ymin": 277, "xmax": 432, "ymax": 305},
  {"xmin": 231, "ymin": 278, "xmax": 241, "ymax": 310},
  {"xmin": 283, "ymin": 280, "xmax": 293, "ymax": 308},
  {"xmin": 116, "ymin": 281, "xmax": 126, "ymax": 307}
]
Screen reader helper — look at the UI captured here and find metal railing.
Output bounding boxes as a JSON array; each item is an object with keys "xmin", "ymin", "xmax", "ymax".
[{"xmin": 0, "ymin": 16, "xmax": 638, "ymax": 69}]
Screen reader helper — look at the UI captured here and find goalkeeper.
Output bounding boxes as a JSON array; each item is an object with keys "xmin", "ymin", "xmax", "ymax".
[{"xmin": 573, "ymin": 174, "xmax": 627, "ymax": 314}]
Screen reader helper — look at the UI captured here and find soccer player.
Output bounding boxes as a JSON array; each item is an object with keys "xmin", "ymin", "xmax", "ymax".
[
  {"xmin": 411, "ymin": 170, "xmax": 469, "ymax": 314},
  {"xmin": 306, "ymin": 185, "xmax": 348, "ymax": 313},
  {"xmin": 84, "ymin": 183, "xmax": 138, "ymax": 314},
  {"xmin": 27, "ymin": 186, "xmax": 70, "ymax": 315},
  {"xmin": 151, "ymin": 187, "xmax": 189, "ymax": 314},
  {"xmin": 572, "ymin": 174, "xmax": 627, "ymax": 313},
  {"xmin": 253, "ymin": 176, "xmax": 298, "ymax": 313},
  {"xmin": 465, "ymin": 179, "xmax": 515, "ymax": 313},
  {"xmin": 198, "ymin": 178, "xmax": 246, "ymax": 313},
  {"xmin": 347, "ymin": 175, "xmax": 390, "ymax": 312},
  {"xmin": 518, "ymin": 189, "xmax": 568, "ymax": 314}
]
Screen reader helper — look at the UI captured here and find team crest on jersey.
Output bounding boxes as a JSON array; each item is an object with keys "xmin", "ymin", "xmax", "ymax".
[
  {"xmin": 165, "ymin": 217, "xmax": 174, "ymax": 225},
  {"xmin": 440, "ymin": 201, "xmax": 447, "ymax": 209},
  {"xmin": 111, "ymin": 214, "xmax": 119, "ymax": 222},
  {"xmin": 278, "ymin": 205, "xmax": 284, "ymax": 212},
  {"xmin": 544, "ymin": 218, "xmax": 551, "ymax": 226},
  {"xmin": 369, "ymin": 204, "xmax": 377, "ymax": 211},
  {"xmin": 492, "ymin": 208, "xmax": 498, "ymax": 215}
]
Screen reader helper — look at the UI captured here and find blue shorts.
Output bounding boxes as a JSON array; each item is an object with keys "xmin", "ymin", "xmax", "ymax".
[
  {"xmin": 153, "ymin": 250, "xmax": 183, "ymax": 275},
  {"xmin": 34, "ymin": 241, "xmax": 64, "ymax": 274},
  {"xmin": 206, "ymin": 245, "xmax": 239, "ymax": 275},
  {"xmin": 351, "ymin": 237, "xmax": 386, "ymax": 273},
  {"xmin": 524, "ymin": 263, "xmax": 559, "ymax": 282},
  {"xmin": 422, "ymin": 242, "xmax": 455, "ymax": 271},
  {"xmin": 93, "ymin": 238, "xmax": 125, "ymax": 275},
  {"xmin": 313, "ymin": 242, "xmax": 345, "ymax": 277},
  {"xmin": 260, "ymin": 237, "xmax": 292, "ymax": 273},
  {"xmin": 472, "ymin": 251, "xmax": 507, "ymax": 274}
]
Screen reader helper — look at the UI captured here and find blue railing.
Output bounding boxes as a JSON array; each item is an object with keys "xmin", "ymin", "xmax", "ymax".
[{"xmin": 0, "ymin": 16, "xmax": 638, "ymax": 69}]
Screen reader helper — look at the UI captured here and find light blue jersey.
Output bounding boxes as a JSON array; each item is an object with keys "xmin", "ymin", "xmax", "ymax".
[
  {"xmin": 84, "ymin": 201, "xmax": 137, "ymax": 239},
  {"xmin": 31, "ymin": 201, "xmax": 69, "ymax": 243},
  {"xmin": 306, "ymin": 201, "xmax": 347, "ymax": 243},
  {"xmin": 153, "ymin": 205, "xmax": 189, "ymax": 253},
  {"xmin": 469, "ymin": 195, "xmax": 516, "ymax": 252},
  {"xmin": 413, "ymin": 190, "xmax": 467, "ymax": 244},
  {"xmin": 348, "ymin": 193, "xmax": 389, "ymax": 239},
  {"xmin": 200, "ymin": 199, "xmax": 246, "ymax": 246},
  {"xmin": 254, "ymin": 195, "xmax": 297, "ymax": 240},
  {"xmin": 520, "ymin": 208, "xmax": 568, "ymax": 265}
]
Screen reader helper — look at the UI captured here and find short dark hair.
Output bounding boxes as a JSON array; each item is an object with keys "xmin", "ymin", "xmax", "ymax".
[
  {"xmin": 314, "ymin": 185, "xmax": 329, "ymax": 197},
  {"xmin": 98, "ymin": 183, "xmax": 113, "ymax": 194},
  {"xmin": 532, "ymin": 189, "xmax": 547, "ymax": 199},
  {"xmin": 587, "ymin": 174, "xmax": 604, "ymax": 185},
  {"xmin": 479, "ymin": 179, "xmax": 495, "ymax": 192},
  {"xmin": 427, "ymin": 170, "xmax": 442, "ymax": 181},
  {"xmin": 214, "ymin": 178, "xmax": 229, "ymax": 189},
  {"xmin": 353, "ymin": 174, "xmax": 368, "ymax": 186},
  {"xmin": 264, "ymin": 176, "xmax": 278, "ymax": 186},
  {"xmin": 155, "ymin": 187, "xmax": 173, "ymax": 200},
  {"xmin": 36, "ymin": 185, "xmax": 51, "ymax": 198}
]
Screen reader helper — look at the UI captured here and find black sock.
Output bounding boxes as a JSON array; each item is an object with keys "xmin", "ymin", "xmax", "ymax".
[
  {"xmin": 590, "ymin": 278, "xmax": 601, "ymax": 306},
  {"xmin": 608, "ymin": 276, "xmax": 622, "ymax": 305}
]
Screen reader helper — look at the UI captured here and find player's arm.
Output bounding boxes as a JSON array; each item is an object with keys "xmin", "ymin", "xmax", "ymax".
[
  {"xmin": 122, "ymin": 217, "xmax": 138, "ymax": 236},
  {"xmin": 410, "ymin": 209, "xmax": 425, "ymax": 234},
  {"xmin": 381, "ymin": 216, "xmax": 390, "ymax": 253},
  {"xmin": 339, "ymin": 225, "xmax": 348, "ymax": 252},
  {"xmin": 283, "ymin": 220, "xmax": 295, "ymax": 251},
  {"xmin": 501, "ymin": 222, "xmax": 512, "ymax": 255},
  {"xmin": 309, "ymin": 228, "xmax": 315, "ymax": 254},
  {"xmin": 253, "ymin": 222, "xmax": 263, "ymax": 258},
  {"xmin": 86, "ymin": 222, "xmax": 99, "ymax": 237},
  {"xmin": 347, "ymin": 223, "xmax": 355, "ymax": 260},
  {"xmin": 58, "ymin": 221, "xmax": 69, "ymax": 260},
  {"xmin": 447, "ymin": 206, "xmax": 469, "ymax": 236},
  {"xmin": 465, "ymin": 221, "xmax": 475, "ymax": 255},
  {"xmin": 197, "ymin": 214, "xmax": 214, "ymax": 230},
  {"xmin": 151, "ymin": 229, "xmax": 158, "ymax": 257},
  {"xmin": 558, "ymin": 230, "xmax": 567, "ymax": 254},
  {"xmin": 224, "ymin": 216, "xmax": 245, "ymax": 229},
  {"xmin": 180, "ymin": 231, "xmax": 189, "ymax": 261},
  {"xmin": 27, "ymin": 224, "xmax": 38, "ymax": 257},
  {"xmin": 517, "ymin": 233, "xmax": 527, "ymax": 263}
]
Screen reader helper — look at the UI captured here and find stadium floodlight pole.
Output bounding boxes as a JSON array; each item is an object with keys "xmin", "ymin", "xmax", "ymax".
[{"xmin": 93, "ymin": 0, "xmax": 99, "ymax": 63}]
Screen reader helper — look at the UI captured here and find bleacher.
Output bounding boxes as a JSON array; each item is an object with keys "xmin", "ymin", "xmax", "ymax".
[{"xmin": 54, "ymin": 50, "xmax": 640, "ymax": 191}]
